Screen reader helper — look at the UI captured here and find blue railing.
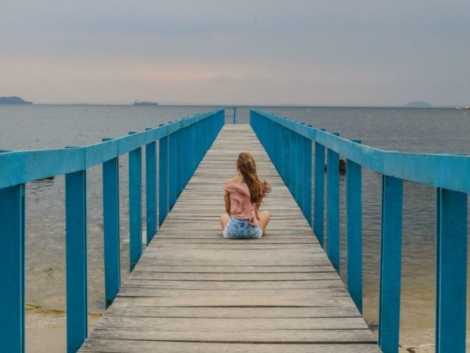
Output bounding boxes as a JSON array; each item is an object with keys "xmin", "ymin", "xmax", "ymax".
[
  {"xmin": 0, "ymin": 109, "xmax": 224, "ymax": 353},
  {"xmin": 251, "ymin": 109, "xmax": 468, "ymax": 353}
]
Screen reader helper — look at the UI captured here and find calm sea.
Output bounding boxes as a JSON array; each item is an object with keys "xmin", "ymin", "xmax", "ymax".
[{"xmin": 1, "ymin": 104, "xmax": 470, "ymax": 347}]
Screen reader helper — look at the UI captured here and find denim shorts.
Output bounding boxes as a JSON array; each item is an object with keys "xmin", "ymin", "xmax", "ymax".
[{"xmin": 223, "ymin": 216, "xmax": 262, "ymax": 239}]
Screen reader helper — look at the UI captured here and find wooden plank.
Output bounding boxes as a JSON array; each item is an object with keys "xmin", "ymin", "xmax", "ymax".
[
  {"xmin": 104, "ymin": 306, "xmax": 362, "ymax": 318},
  {"xmin": 80, "ymin": 340, "xmax": 381, "ymax": 353},
  {"xmin": 126, "ymin": 265, "xmax": 333, "ymax": 273},
  {"xmin": 117, "ymin": 287, "xmax": 351, "ymax": 298},
  {"xmin": 110, "ymin": 295, "xmax": 358, "ymax": 307},
  {"xmin": 121, "ymin": 279, "xmax": 345, "ymax": 290},
  {"xmin": 85, "ymin": 327, "xmax": 376, "ymax": 343},
  {"xmin": 94, "ymin": 316, "xmax": 370, "ymax": 331}
]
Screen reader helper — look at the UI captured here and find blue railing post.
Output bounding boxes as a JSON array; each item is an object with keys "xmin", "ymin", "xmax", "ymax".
[
  {"xmin": 281, "ymin": 126, "xmax": 291, "ymax": 187},
  {"xmin": 293, "ymin": 130, "xmax": 302, "ymax": 205},
  {"xmin": 177, "ymin": 128, "xmax": 185, "ymax": 198},
  {"xmin": 346, "ymin": 140, "xmax": 363, "ymax": 313},
  {"xmin": 303, "ymin": 126, "xmax": 313, "ymax": 226},
  {"xmin": 0, "ymin": 184, "xmax": 26, "ymax": 353},
  {"xmin": 145, "ymin": 135, "xmax": 157, "ymax": 245},
  {"xmin": 378, "ymin": 175, "xmax": 403, "ymax": 353},
  {"xmin": 326, "ymin": 133, "xmax": 340, "ymax": 273},
  {"xmin": 102, "ymin": 139, "xmax": 121, "ymax": 308},
  {"xmin": 65, "ymin": 169, "xmax": 88, "ymax": 353},
  {"xmin": 159, "ymin": 133, "xmax": 169, "ymax": 226},
  {"xmin": 435, "ymin": 188, "xmax": 467, "ymax": 353},
  {"xmin": 169, "ymin": 129, "xmax": 177, "ymax": 209},
  {"xmin": 128, "ymin": 133, "xmax": 142, "ymax": 272},
  {"xmin": 314, "ymin": 137, "xmax": 326, "ymax": 247}
]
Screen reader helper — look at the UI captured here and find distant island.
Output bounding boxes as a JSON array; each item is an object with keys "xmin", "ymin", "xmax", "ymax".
[
  {"xmin": 134, "ymin": 101, "xmax": 158, "ymax": 106},
  {"xmin": 403, "ymin": 101, "xmax": 432, "ymax": 108},
  {"xmin": 0, "ymin": 96, "xmax": 33, "ymax": 105}
]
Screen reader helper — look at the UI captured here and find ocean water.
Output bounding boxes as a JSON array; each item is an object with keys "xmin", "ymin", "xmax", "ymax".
[{"xmin": 1, "ymin": 104, "xmax": 470, "ymax": 348}]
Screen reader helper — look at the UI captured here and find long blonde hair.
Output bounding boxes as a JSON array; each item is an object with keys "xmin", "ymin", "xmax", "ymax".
[{"xmin": 237, "ymin": 152, "xmax": 271, "ymax": 204}]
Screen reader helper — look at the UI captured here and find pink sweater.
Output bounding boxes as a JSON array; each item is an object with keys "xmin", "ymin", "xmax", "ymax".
[{"xmin": 224, "ymin": 183, "xmax": 260, "ymax": 226}]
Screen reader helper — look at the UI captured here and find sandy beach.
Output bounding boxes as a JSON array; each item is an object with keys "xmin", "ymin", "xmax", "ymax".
[{"xmin": 26, "ymin": 310, "xmax": 101, "ymax": 353}]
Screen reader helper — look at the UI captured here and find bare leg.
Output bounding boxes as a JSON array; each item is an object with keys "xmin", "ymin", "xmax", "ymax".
[
  {"xmin": 220, "ymin": 213, "xmax": 230, "ymax": 230},
  {"xmin": 259, "ymin": 210, "xmax": 271, "ymax": 235}
]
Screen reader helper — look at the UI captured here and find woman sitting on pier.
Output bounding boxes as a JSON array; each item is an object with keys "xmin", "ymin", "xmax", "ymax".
[{"xmin": 220, "ymin": 152, "xmax": 271, "ymax": 238}]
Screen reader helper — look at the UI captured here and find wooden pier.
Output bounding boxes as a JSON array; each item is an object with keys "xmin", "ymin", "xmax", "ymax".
[{"xmin": 79, "ymin": 125, "xmax": 379, "ymax": 353}]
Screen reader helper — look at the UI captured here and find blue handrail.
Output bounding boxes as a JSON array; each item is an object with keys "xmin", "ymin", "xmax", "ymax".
[
  {"xmin": 0, "ymin": 109, "xmax": 225, "ymax": 353},
  {"xmin": 250, "ymin": 108, "xmax": 467, "ymax": 353}
]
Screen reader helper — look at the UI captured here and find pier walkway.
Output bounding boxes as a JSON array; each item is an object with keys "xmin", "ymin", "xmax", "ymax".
[{"xmin": 79, "ymin": 124, "xmax": 378, "ymax": 352}]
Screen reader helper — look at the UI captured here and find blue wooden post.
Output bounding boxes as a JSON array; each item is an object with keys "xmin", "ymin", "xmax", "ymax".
[
  {"xmin": 128, "ymin": 133, "xmax": 142, "ymax": 272},
  {"xmin": 326, "ymin": 133, "xmax": 340, "ymax": 273},
  {"xmin": 435, "ymin": 188, "xmax": 467, "ymax": 353},
  {"xmin": 378, "ymin": 175, "xmax": 403, "ymax": 353},
  {"xmin": 293, "ymin": 131, "xmax": 302, "ymax": 205},
  {"xmin": 65, "ymin": 169, "xmax": 88, "ymax": 353},
  {"xmin": 177, "ymin": 129, "xmax": 185, "ymax": 197},
  {"xmin": 233, "ymin": 108, "xmax": 237, "ymax": 124},
  {"xmin": 346, "ymin": 141, "xmax": 362, "ymax": 313},
  {"xmin": 314, "ymin": 138, "xmax": 326, "ymax": 247},
  {"xmin": 0, "ymin": 184, "xmax": 25, "ymax": 353},
  {"xmin": 281, "ymin": 127, "xmax": 290, "ymax": 186},
  {"xmin": 303, "ymin": 126, "xmax": 313, "ymax": 226},
  {"xmin": 159, "ymin": 134, "xmax": 169, "ymax": 226},
  {"xmin": 169, "ymin": 131, "xmax": 177, "ymax": 209},
  {"xmin": 145, "ymin": 137, "xmax": 157, "ymax": 245},
  {"xmin": 102, "ymin": 139, "xmax": 121, "ymax": 309},
  {"xmin": 274, "ymin": 121, "xmax": 282, "ymax": 172}
]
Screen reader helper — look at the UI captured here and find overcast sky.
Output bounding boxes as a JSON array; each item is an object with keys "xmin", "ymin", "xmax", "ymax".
[{"xmin": 1, "ymin": 0, "xmax": 469, "ymax": 106}]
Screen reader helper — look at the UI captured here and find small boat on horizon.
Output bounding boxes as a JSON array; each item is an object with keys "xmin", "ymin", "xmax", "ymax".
[{"xmin": 134, "ymin": 100, "xmax": 158, "ymax": 106}]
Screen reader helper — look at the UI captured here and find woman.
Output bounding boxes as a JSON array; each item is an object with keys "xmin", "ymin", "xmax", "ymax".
[{"xmin": 220, "ymin": 152, "xmax": 271, "ymax": 239}]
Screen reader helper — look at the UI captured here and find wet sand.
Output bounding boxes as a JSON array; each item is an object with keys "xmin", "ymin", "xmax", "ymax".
[{"xmin": 26, "ymin": 311, "xmax": 101, "ymax": 353}]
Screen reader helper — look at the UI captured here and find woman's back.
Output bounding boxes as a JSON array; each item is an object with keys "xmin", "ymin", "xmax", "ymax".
[{"xmin": 220, "ymin": 152, "xmax": 271, "ymax": 239}]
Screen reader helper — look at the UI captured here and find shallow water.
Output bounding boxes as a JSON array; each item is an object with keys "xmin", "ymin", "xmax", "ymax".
[{"xmin": 1, "ymin": 104, "xmax": 470, "ymax": 349}]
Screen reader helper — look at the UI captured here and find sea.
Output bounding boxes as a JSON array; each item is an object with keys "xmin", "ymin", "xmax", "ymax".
[{"xmin": 1, "ymin": 104, "xmax": 470, "ymax": 349}]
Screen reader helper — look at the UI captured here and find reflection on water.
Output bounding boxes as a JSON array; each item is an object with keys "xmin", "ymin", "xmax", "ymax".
[{"xmin": 2, "ymin": 105, "xmax": 470, "ymax": 348}]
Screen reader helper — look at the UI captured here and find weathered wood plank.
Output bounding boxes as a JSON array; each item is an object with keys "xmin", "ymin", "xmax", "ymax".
[
  {"xmin": 110, "ymin": 295, "xmax": 358, "ymax": 307},
  {"xmin": 121, "ymin": 279, "xmax": 344, "ymax": 290},
  {"xmin": 94, "ymin": 317, "xmax": 370, "ymax": 331},
  {"xmin": 104, "ymin": 306, "xmax": 362, "ymax": 318},
  {"xmin": 80, "ymin": 340, "xmax": 381, "ymax": 353},
  {"xmin": 86, "ymin": 327, "xmax": 376, "ymax": 343},
  {"xmin": 126, "ymin": 265, "xmax": 333, "ymax": 273}
]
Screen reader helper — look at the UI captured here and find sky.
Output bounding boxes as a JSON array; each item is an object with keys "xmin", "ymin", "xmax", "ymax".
[{"xmin": 1, "ymin": 0, "xmax": 469, "ymax": 106}]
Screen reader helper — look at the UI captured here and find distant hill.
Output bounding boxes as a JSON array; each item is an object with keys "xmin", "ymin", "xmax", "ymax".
[
  {"xmin": 0, "ymin": 96, "xmax": 33, "ymax": 105},
  {"xmin": 403, "ymin": 101, "xmax": 432, "ymax": 108}
]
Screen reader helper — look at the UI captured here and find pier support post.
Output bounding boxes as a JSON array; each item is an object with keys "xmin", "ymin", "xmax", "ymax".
[
  {"xmin": 65, "ymin": 170, "xmax": 88, "ymax": 353},
  {"xmin": 435, "ymin": 188, "xmax": 467, "ymax": 353},
  {"xmin": 145, "ymin": 137, "xmax": 157, "ymax": 244},
  {"xmin": 0, "ymin": 184, "xmax": 25, "ymax": 353},
  {"xmin": 128, "ymin": 134, "xmax": 142, "ymax": 272},
  {"xmin": 159, "ymin": 133, "xmax": 169, "ymax": 226},
  {"xmin": 346, "ymin": 143, "xmax": 362, "ymax": 313},
  {"xmin": 378, "ymin": 175, "xmax": 403, "ymax": 353},
  {"xmin": 169, "ymin": 130, "xmax": 177, "ymax": 209},
  {"xmin": 302, "ymin": 126, "xmax": 312, "ymax": 226},
  {"xmin": 314, "ymin": 138, "xmax": 325, "ymax": 247},
  {"xmin": 326, "ymin": 133, "xmax": 340, "ymax": 273},
  {"xmin": 102, "ymin": 142, "xmax": 121, "ymax": 308}
]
